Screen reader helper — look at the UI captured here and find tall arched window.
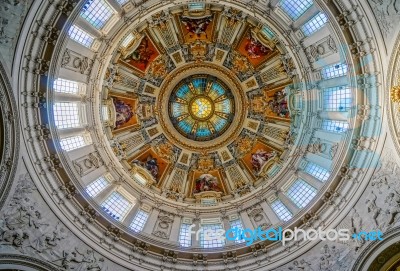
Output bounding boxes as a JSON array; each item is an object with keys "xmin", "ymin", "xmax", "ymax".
[
  {"xmin": 301, "ymin": 13, "xmax": 328, "ymax": 36},
  {"xmin": 286, "ymin": 179, "xmax": 317, "ymax": 208},
  {"xmin": 270, "ymin": 199, "xmax": 293, "ymax": 221},
  {"xmin": 279, "ymin": 0, "xmax": 313, "ymax": 20},
  {"xmin": 81, "ymin": 0, "xmax": 115, "ymax": 30},
  {"xmin": 53, "ymin": 102, "xmax": 83, "ymax": 129}
]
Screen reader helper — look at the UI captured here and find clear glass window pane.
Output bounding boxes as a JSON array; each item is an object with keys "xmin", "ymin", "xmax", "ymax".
[
  {"xmin": 286, "ymin": 179, "xmax": 317, "ymax": 208},
  {"xmin": 68, "ymin": 25, "xmax": 94, "ymax": 47},
  {"xmin": 229, "ymin": 219, "xmax": 245, "ymax": 244},
  {"xmin": 53, "ymin": 102, "xmax": 81, "ymax": 129},
  {"xmin": 200, "ymin": 224, "xmax": 225, "ymax": 248},
  {"xmin": 271, "ymin": 200, "xmax": 293, "ymax": 221},
  {"xmin": 323, "ymin": 86, "xmax": 352, "ymax": 111},
  {"xmin": 101, "ymin": 192, "xmax": 132, "ymax": 221},
  {"xmin": 129, "ymin": 210, "xmax": 149, "ymax": 232},
  {"xmin": 53, "ymin": 78, "xmax": 80, "ymax": 94},
  {"xmin": 304, "ymin": 162, "xmax": 330, "ymax": 182},
  {"xmin": 86, "ymin": 176, "xmax": 110, "ymax": 197},
  {"xmin": 60, "ymin": 135, "xmax": 86, "ymax": 152},
  {"xmin": 321, "ymin": 63, "xmax": 348, "ymax": 79},
  {"xmin": 279, "ymin": 0, "xmax": 313, "ymax": 20},
  {"xmin": 81, "ymin": 0, "xmax": 114, "ymax": 30},
  {"xmin": 321, "ymin": 119, "xmax": 349, "ymax": 133},
  {"xmin": 179, "ymin": 223, "xmax": 192, "ymax": 247},
  {"xmin": 301, "ymin": 13, "xmax": 328, "ymax": 36}
]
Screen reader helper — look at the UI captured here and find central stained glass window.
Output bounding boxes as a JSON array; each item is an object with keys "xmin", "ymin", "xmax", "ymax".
[{"xmin": 169, "ymin": 75, "xmax": 235, "ymax": 141}]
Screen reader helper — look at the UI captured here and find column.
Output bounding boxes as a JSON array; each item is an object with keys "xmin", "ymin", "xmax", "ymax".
[
  {"xmin": 222, "ymin": 217, "xmax": 234, "ymax": 245},
  {"xmin": 142, "ymin": 208, "xmax": 159, "ymax": 234},
  {"xmin": 260, "ymin": 201, "xmax": 280, "ymax": 225},
  {"xmin": 240, "ymin": 211, "xmax": 253, "ymax": 230},
  {"xmin": 68, "ymin": 144, "xmax": 95, "ymax": 161},
  {"xmin": 292, "ymin": 6, "xmax": 319, "ymax": 29},
  {"xmin": 319, "ymin": 111, "xmax": 348, "ymax": 121},
  {"xmin": 169, "ymin": 216, "xmax": 182, "ymax": 242},
  {"xmin": 106, "ymin": 0, "xmax": 123, "ymax": 14},
  {"xmin": 54, "ymin": 93, "xmax": 82, "ymax": 102},
  {"xmin": 269, "ymin": 0, "xmax": 280, "ymax": 8},
  {"xmin": 278, "ymin": 192, "xmax": 300, "ymax": 215},
  {"xmin": 298, "ymin": 171, "xmax": 324, "ymax": 190},
  {"xmin": 58, "ymin": 127, "xmax": 87, "ymax": 138},
  {"xmin": 81, "ymin": 165, "xmax": 108, "ymax": 186},
  {"xmin": 75, "ymin": 16, "xmax": 102, "ymax": 38},
  {"xmin": 122, "ymin": 201, "xmax": 141, "ymax": 227},
  {"xmin": 318, "ymin": 76, "xmax": 348, "ymax": 89},
  {"xmin": 94, "ymin": 184, "xmax": 117, "ymax": 203}
]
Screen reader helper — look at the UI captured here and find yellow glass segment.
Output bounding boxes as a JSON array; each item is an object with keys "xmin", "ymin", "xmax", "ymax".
[{"xmin": 190, "ymin": 97, "xmax": 213, "ymax": 119}]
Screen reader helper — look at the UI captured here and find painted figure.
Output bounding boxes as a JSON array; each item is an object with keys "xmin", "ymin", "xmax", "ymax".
[
  {"xmin": 250, "ymin": 150, "xmax": 276, "ymax": 173},
  {"xmin": 113, "ymin": 98, "xmax": 134, "ymax": 128},
  {"xmin": 133, "ymin": 155, "xmax": 160, "ymax": 181},
  {"xmin": 245, "ymin": 32, "xmax": 270, "ymax": 59},
  {"xmin": 181, "ymin": 16, "xmax": 212, "ymax": 38},
  {"xmin": 194, "ymin": 174, "xmax": 219, "ymax": 193},
  {"xmin": 124, "ymin": 37, "xmax": 155, "ymax": 69},
  {"xmin": 267, "ymin": 90, "xmax": 289, "ymax": 118}
]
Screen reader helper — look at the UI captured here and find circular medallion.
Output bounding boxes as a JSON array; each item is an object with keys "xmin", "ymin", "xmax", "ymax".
[{"xmin": 168, "ymin": 74, "xmax": 235, "ymax": 142}]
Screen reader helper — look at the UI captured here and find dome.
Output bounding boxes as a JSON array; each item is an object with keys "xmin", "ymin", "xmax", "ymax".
[{"xmin": 1, "ymin": 0, "xmax": 399, "ymax": 270}]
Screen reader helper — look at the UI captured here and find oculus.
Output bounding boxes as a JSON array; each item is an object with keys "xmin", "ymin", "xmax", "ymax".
[{"xmin": 168, "ymin": 75, "xmax": 235, "ymax": 141}]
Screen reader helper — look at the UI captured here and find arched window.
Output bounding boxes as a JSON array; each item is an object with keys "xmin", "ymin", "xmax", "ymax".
[
  {"xmin": 323, "ymin": 86, "xmax": 352, "ymax": 112},
  {"xmin": 101, "ymin": 191, "xmax": 132, "ymax": 221},
  {"xmin": 322, "ymin": 119, "xmax": 349, "ymax": 133},
  {"xmin": 279, "ymin": 0, "xmax": 313, "ymax": 20},
  {"xmin": 321, "ymin": 63, "xmax": 348, "ymax": 79},
  {"xmin": 179, "ymin": 222, "xmax": 192, "ymax": 247},
  {"xmin": 68, "ymin": 25, "xmax": 95, "ymax": 48},
  {"xmin": 81, "ymin": 0, "xmax": 115, "ymax": 30},
  {"xmin": 53, "ymin": 102, "xmax": 84, "ymax": 129},
  {"xmin": 53, "ymin": 78, "xmax": 86, "ymax": 94},
  {"xmin": 86, "ymin": 176, "xmax": 110, "ymax": 197},
  {"xmin": 286, "ymin": 179, "xmax": 317, "ymax": 208},
  {"xmin": 304, "ymin": 162, "xmax": 330, "ymax": 182},
  {"xmin": 229, "ymin": 219, "xmax": 245, "ymax": 244},
  {"xmin": 60, "ymin": 135, "xmax": 86, "ymax": 151},
  {"xmin": 271, "ymin": 199, "xmax": 292, "ymax": 221},
  {"xmin": 129, "ymin": 210, "xmax": 149, "ymax": 232},
  {"xmin": 200, "ymin": 220, "xmax": 225, "ymax": 248},
  {"xmin": 301, "ymin": 12, "xmax": 328, "ymax": 36}
]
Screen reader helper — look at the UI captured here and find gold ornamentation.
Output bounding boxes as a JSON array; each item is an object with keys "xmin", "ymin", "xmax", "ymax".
[
  {"xmin": 148, "ymin": 56, "xmax": 167, "ymax": 78},
  {"xmin": 155, "ymin": 142, "xmax": 175, "ymax": 162},
  {"xmin": 190, "ymin": 40, "xmax": 207, "ymax": 61},
  {"xmin": 391, "ymin": 85, "xmax": 400, "ymax": 103},
  {"xmin": 172, "ymin": 52, "xmax": 183, "ymax": 63},
  {"xmin": 235, "ymin": 136, "xmax": 254, "ymax": 157},
  {"xmin": 216, "ymin": 50, "xmax": 225, "ymax": 61},
  {"xmin": 197, "ymin": 155, "xmax": 214, "ymax": 172},
  {"xmin": 231, "ymin": 52, "xmax": 254, "ymax": 74}
]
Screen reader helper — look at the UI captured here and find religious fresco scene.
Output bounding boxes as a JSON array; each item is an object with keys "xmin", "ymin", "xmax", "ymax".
[
  {"xmin": 110, "ymin": 94, "xmax": 140, "ymax": 131},
  {"xmin": 120, "ymin": 35, "xmax": 160, "ymax": 74}
]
